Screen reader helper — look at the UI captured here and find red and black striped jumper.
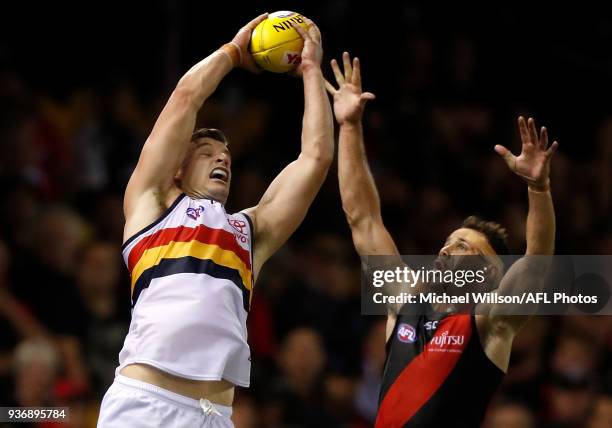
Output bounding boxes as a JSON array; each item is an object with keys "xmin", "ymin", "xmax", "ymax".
[{"xmin": 376, "ymin": 306, "xmax": 504, "ymax": 427}]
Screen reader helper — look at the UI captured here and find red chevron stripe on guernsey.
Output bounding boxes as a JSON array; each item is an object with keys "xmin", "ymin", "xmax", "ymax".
[
  {"xmin": 375, "ymin": 315, "xmax": 472, "ymax": 428},
  {"xmin": 127, "ymin": 224, "xmax": 251, "ymax": 273}
]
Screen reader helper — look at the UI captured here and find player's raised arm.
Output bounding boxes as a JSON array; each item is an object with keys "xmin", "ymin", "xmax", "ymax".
[
  {"xmin": 244, "ymin": 19, "xmax": 334, "ymax": 274},
  {"xmin": 487, "ymin": 116, "xmax": 558, "ymax": 334},
  {"xmin": 325, "ymin": 52, "xmax": 398, "ymax": 257},
  {"xmin": 123, "ymin": 13, "xmax": 267, "ymax": 239},
  {"xmin": 496, "ymin": 117, "xmax": 557, "ymax": 256},
  {"xmin": 326, "ymin": 53, "xmax": 416, "ymax": 326}
]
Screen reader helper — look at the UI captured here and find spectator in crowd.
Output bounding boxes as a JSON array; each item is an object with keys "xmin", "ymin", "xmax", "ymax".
[
  {"xmin": 12, "ymin": 338, "xmax": 59, "ymax": 408},
  {"xmin": 354, "ymin": 319, "xmax": 386, "ymax": 424},
  {"xmin": 75, "ymin": 241, "xmax": 128, "ymax": 398},
  {"xmin": 483, "ymin": 400, "xmax": 536, "ymax": 428},
  {"xmin": 231, "ymin": 394, "xmax": 260, "ymax": 428},
  {"xmin": 274, "ymin": 327, "xmax": 335, "ymax": 426},
  {"xmin": 588, "ymin": 394, "xmax": 612, "ymax": 428}
]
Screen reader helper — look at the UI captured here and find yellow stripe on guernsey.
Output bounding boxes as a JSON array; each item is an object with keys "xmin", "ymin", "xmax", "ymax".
[{"xmin": 130, "ymin": 240, "xmax": 252, "ymax": 295}]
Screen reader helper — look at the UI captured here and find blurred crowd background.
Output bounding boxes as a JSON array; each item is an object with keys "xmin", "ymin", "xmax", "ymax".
[{"xmin": 1, "ymin": 1, "xmax": 611, "ymax": 427}]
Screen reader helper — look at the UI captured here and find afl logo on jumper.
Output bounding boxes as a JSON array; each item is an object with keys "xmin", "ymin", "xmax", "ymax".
[
  {"xmin": 397, "ymin": 323, "xmax": 417, "ymax": 343},
  {"xmin": 186, "ymin": 206, "xmax": 205, "ymax": 220}
]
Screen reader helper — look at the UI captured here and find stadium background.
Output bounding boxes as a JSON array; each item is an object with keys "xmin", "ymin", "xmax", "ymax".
[{"xmin": 1, "ymin": 1, "xmax": 611, "ymax": 427}]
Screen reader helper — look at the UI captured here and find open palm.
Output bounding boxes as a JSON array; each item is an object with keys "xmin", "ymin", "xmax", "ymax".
[
  {"xmin": 325, "ymin": 52, "xmax": 375, "ymax": 125},
  {"xmin": 495, "ymin": 117, "xmax": 559, "ymax": 188}
]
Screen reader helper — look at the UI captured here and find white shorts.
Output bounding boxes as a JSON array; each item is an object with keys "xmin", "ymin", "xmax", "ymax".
[{"xmin": 97, "ymin": 375, "xmax": 234, "ymax": 428}]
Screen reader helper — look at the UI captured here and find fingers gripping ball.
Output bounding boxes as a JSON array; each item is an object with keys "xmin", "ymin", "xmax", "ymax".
[{"xmin": 249, "ymin": 11, "xmax": 310, "ymax": 73}]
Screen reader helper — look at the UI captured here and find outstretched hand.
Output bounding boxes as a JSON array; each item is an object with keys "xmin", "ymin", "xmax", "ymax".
[
  {"xmin": 230, "ymin": 13, "xmax": 268, "ymax": 73},
  {"xmin": 495, "ymin": 116, "xmax": 558, "ymax": 189},
  {"xmin": 324, "ymin": 52, "xmax": 375, "ymax": 125}
]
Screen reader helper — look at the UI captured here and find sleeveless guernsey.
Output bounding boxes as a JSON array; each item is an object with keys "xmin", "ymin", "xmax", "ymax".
[
  {"xmin": 118, "ymin": 194, "xmax": 254, "ymax": 387},
  {"xmin": 376, "ymin": 308, "xmax": 503, "ymax": 427}
]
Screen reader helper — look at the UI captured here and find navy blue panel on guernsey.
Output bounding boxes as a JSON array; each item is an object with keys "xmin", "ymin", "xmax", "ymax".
[
  {"xmin": 131, "ymin": 256, "xmax": 251, "ymax": 312},
  {"xmin": 241, "ymin": 212, "xmax": 255, "ymax": 278}
]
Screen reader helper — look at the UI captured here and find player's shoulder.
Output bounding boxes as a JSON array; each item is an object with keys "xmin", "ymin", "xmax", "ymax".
[{"xmin": 122, "ymin": 189, "xmax": 185, "ymax": 246}]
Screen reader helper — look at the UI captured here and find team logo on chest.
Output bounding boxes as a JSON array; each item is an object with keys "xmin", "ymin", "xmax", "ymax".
[
  {"xmin": 428, "ymin": 330, "xmax": 466, "ymax": 353},
  {"xmin": 397, "ymin": 323, "xmax": 417, "ymax": 343},
  {"xmin": 186, "ymin": 206, "xmax": 205, "ymax": 220}
]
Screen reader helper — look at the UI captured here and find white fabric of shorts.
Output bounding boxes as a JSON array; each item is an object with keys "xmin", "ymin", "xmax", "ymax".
[{"xmin": 97, "ymin": 375, "xmax": 233, "ymax": 428}]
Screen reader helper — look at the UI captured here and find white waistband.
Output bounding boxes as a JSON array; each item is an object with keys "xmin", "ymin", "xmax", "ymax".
[{"xmin": 114, "ymin": 374, "xmax": 232, "ymax": 418}]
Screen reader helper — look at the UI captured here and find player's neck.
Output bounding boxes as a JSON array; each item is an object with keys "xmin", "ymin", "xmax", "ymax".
[{"xmin": 177, "ymin": 185, "xmax": 226, "ymax": 205}]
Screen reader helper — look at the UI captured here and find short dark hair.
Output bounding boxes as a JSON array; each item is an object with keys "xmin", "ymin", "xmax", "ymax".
[
  {"xmin": 461, "ymin": 215, "xmax": 510, "ymax": 255},
  {"xmin": 191, "ymin": 128, "xmax": 228, "ymax": 145}
]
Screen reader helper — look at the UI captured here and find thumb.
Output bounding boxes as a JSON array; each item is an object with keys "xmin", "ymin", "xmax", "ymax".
[
  {"xmin": 494, "ymin": 144, "xmax": 516, "ymax": 170},
  {"xmin": 359, "ymin": 92, "xmax": 376, "ymax": 107},
  {"xmin": 324, "ymin": 79, "xmax": 337, "ymax": 96},
  {"xmin": 361, "ymin": 92, "xmax": 376, "ymax": 101},
  {"xmin": 546, "ymin": 141, "xmax": 559, "ymax": 157}
]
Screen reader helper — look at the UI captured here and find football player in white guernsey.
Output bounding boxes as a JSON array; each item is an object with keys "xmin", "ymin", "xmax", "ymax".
[{"xmin": 97, "ymin": 14, "xmax": 334, "ymax": 427}]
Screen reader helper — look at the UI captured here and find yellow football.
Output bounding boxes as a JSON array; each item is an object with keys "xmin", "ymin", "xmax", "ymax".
[{"xmin": 249, "ymin": 11, "xmax": 310, "ymax": 73}]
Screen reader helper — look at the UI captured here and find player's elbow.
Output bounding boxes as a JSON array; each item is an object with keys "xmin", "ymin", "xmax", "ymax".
[
  {"xmin": 350, "ymin": 217, "xmax": 386, "ymax": 256},
  {"xmin": 343, "ymin": 203, "xmax": 379, "ymax": 232},
  {"xmin": 342, "ymin": 202, "xmax": 366, "ymax": 229},
  {"xmin": 305, "ymin": 144, "xmax": 334, "ymax": 166},
  {"xmin": 301, "ymin": 131, "xmax": 334, "ymax": 163},
  {"xmin": 300, "ymin": 149, "xmax": 334, "ymax": 177},
  {"xmin": 319, "ymin": 148, "xmax": 334, "ymax": 166},
  {"xmin": 341, "ymin": 193, "xmax": 379, "ymax": 228},
  {"xmin": 171, "ymin": 82, "xmax": 200, "ymax": 111},
  {"xmin": 311, "ymin": 152, "xmax": 334, "ymax": 169}
]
